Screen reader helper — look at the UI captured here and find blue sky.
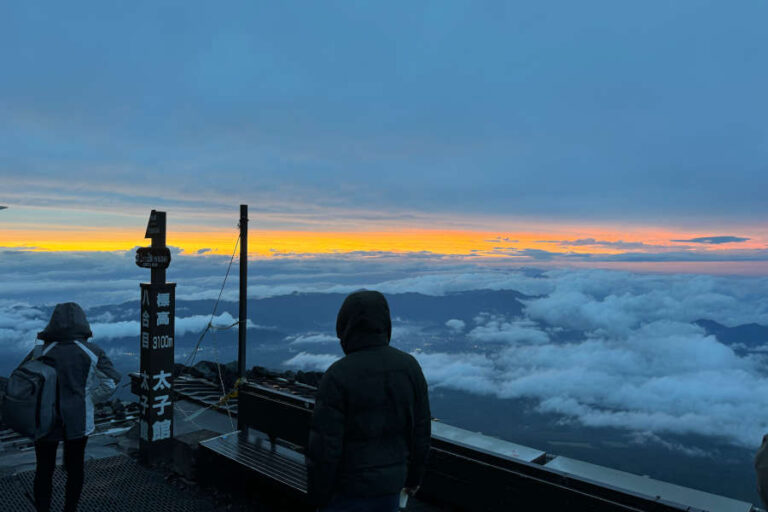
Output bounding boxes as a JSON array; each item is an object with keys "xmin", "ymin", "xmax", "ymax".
[{"xmin": 1, "ymin": 1, "xmax": 767, "ymax": 253}]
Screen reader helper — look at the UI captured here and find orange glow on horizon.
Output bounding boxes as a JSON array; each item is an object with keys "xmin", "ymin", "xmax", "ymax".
[{"xmin": 1, "ymin": 226, "xmax": 766, "ymax": 258}]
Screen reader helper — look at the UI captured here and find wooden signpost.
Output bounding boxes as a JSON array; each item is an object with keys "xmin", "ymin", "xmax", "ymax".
[{"xmin": 135, "ymin": 210, "xmax": 176, "ymax": 463}]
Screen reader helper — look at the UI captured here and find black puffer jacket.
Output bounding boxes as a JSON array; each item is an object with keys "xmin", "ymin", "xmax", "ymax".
[{"xmin": 307, "ymin": 291, "xmax": 431, "ymax": 505}]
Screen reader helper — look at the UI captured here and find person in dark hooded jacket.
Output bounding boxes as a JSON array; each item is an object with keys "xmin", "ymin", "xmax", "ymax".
[
  {"xmin": 24, "ymin": 302, "xmax": 122, "ymax": 512},
  {"xmin": 307, "ymin": 290, "xmax": 431, "ymax": 512}
]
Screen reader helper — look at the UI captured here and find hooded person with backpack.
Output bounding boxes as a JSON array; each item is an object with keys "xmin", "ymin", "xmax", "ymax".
[
  {"xmin": 15, "ymin": 302, "xmax": 121, "ymax": 512},
  {"xmin": 307, "ymin": 290, "xmax": 431, "ymax": 512}
]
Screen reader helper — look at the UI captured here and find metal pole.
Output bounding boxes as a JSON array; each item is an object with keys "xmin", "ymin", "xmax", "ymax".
[{"xmin": 238, "ymin": 204, "xmax": 248, "ymax": 381}]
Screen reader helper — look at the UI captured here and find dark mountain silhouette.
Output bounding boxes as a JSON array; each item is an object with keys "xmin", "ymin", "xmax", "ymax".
[
  {"xmin": 88, "ymin": 290, "xmax": 528, "ymax": 333},
  {"xmin": 696, "ymin": 319, "xmax": 768, "ymax": 349}
]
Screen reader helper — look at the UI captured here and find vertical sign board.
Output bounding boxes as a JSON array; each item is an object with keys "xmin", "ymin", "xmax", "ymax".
[
  {"xmin": 138, "ymin": 283, "xmax": 175, "ymax": 454},
  {"xmin": 135, "ymin": 210, "xmax": 175, "ymax": 462}
]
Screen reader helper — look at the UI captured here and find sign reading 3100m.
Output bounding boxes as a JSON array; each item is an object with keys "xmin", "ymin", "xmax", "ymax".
[{"xmin": 135, "ymin": 247, "xmax": 172, "ymax": 269}]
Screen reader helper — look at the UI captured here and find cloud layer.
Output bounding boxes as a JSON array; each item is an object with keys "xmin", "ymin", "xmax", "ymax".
[
  {"xmin": 282, "ymin": 266, "xmax": 768, "ymax": 449},
  {"xmin": 3, "ymin": 2, "xmax": 768, "ymax": 226},
  {"xmin": 286, "ymin": 333, "xmax": 337, "ymax": 345},
  {"xmin": 4, "ymin": 249, "xmax": 768, "ymax": 448},
  {"xmin": 672, "ymin": 236, "xmax": 751, "ymax": 245}
]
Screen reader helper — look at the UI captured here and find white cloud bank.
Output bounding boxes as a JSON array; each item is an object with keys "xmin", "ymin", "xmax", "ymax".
[
  {"xmin": 281, "ymin": 268, "xmax": 768, "ymax": 449},
  {"xmin": 446, "ymin": 319, "xmax": 466, "ymax": 333},
  {"xmin": 286, "ymin": 333, "xmax": 338, "ymax": 345},
  {"xmin": 3, "ymin": 251, "xmax": 768, "ymax": 449},
  {"xmin": 523, "ymin": 268, "xmax": 768, "ymax": 329},
  {"xmin": 91, "ymin": 312, "xmax": 258, "ymax": 341},
  {"xmin": 283, "ymin": 352, "xmax": 341, "ymax": 371},
  {"xmin": 2, "ymin": 306, "xmax": 258, "ymax": 355},
  {"xmin": 0, "ymin": 248, "xmax": 560, "ymax": 305},
  {"xmin": 414, "ymin": 315, "xmax": 768, "ymax": 448},
  {"xmin": 468, "ymin": 315, "xmax": 549, "ymax": 344},
  {"xmin": 0, "ymin": 302, "xmax": 49, "ymax": 352}
]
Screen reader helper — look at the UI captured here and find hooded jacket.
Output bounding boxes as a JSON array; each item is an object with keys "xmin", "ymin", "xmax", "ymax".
[
  {"xmin": 24, "ymin": 303, "xmax": 122, "ymax": 440},
  {"xmin": 307, "ymin": 291, "xmax": 431, "ymax": 505}
]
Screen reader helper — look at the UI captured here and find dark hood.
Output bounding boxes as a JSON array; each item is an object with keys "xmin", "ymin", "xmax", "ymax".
[
  {"xmin": 336, "ymin": 290, "xmax": 392, "ymax": 355},
  {"xmin": 38, "ymin": 302, "xmax": 93, "ymax": 342}
]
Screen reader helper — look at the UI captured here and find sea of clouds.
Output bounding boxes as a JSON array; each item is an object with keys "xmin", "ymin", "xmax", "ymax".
[
  {"xmin": 281, "ymin": 267, "xmax": 768, "ymax": 449},
  {"xmin": 2, "ymin": 248, "xmax": 768, "ymax": 450}
]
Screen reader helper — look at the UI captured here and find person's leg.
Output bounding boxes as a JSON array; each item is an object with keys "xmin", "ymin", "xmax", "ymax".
[
  {"xmin": 33, "ymin": 439, "xmax": 58, "ymax": 512},
  {"xmin": 62, "ymin": 436, "xmax": 88, "ymax": 512}
]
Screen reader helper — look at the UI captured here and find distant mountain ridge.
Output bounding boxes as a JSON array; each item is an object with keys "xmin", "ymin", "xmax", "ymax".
[
  {"xmin": 695, "ymin": 319, "xmax": 768, "ymax": 349},
  {"xmin": 88, "ymin": 289, "xmax": 529, "ymax": 332}
]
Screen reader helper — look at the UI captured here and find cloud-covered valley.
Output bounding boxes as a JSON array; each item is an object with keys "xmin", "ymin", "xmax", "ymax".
[
  {"xmin": 281, "ymin": 267, "xmax": 768, "ymax": 449},
  {"xmin": 3, "ymin": 248, "xmax": 768, "ymax": 452}
]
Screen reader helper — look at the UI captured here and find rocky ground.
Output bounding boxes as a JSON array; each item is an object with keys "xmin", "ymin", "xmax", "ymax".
[{"xmin": 179, "ymin": 360, "xmax": 323, "ymax": 389}]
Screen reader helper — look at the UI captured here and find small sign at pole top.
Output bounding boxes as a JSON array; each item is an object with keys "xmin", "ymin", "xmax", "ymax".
[{"xmin": 145, "ymin": 210, "xmax": 161, "ymax": 237}]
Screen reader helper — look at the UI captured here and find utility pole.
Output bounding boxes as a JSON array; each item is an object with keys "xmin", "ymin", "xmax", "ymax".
[
  {"xmin": 237, "ymin": 205, "xmax": 248, "ymax": 432},
  {"xmin": 238, "ymin": 205, "xmax": 248, "ymax": 381}
]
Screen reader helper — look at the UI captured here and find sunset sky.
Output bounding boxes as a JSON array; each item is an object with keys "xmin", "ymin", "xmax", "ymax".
[
  {"xmin": 2, "ymin": 1, "xmax": 767, "ymax": 271},
  {"xmin": 5, "ymin": 6, "xmax": 768, "ymax": 502}
]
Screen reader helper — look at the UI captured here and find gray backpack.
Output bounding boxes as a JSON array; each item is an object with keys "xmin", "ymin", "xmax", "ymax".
[{"xmin": 2, "ymin": 343, "xmax": 58, "ymax": 439}]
